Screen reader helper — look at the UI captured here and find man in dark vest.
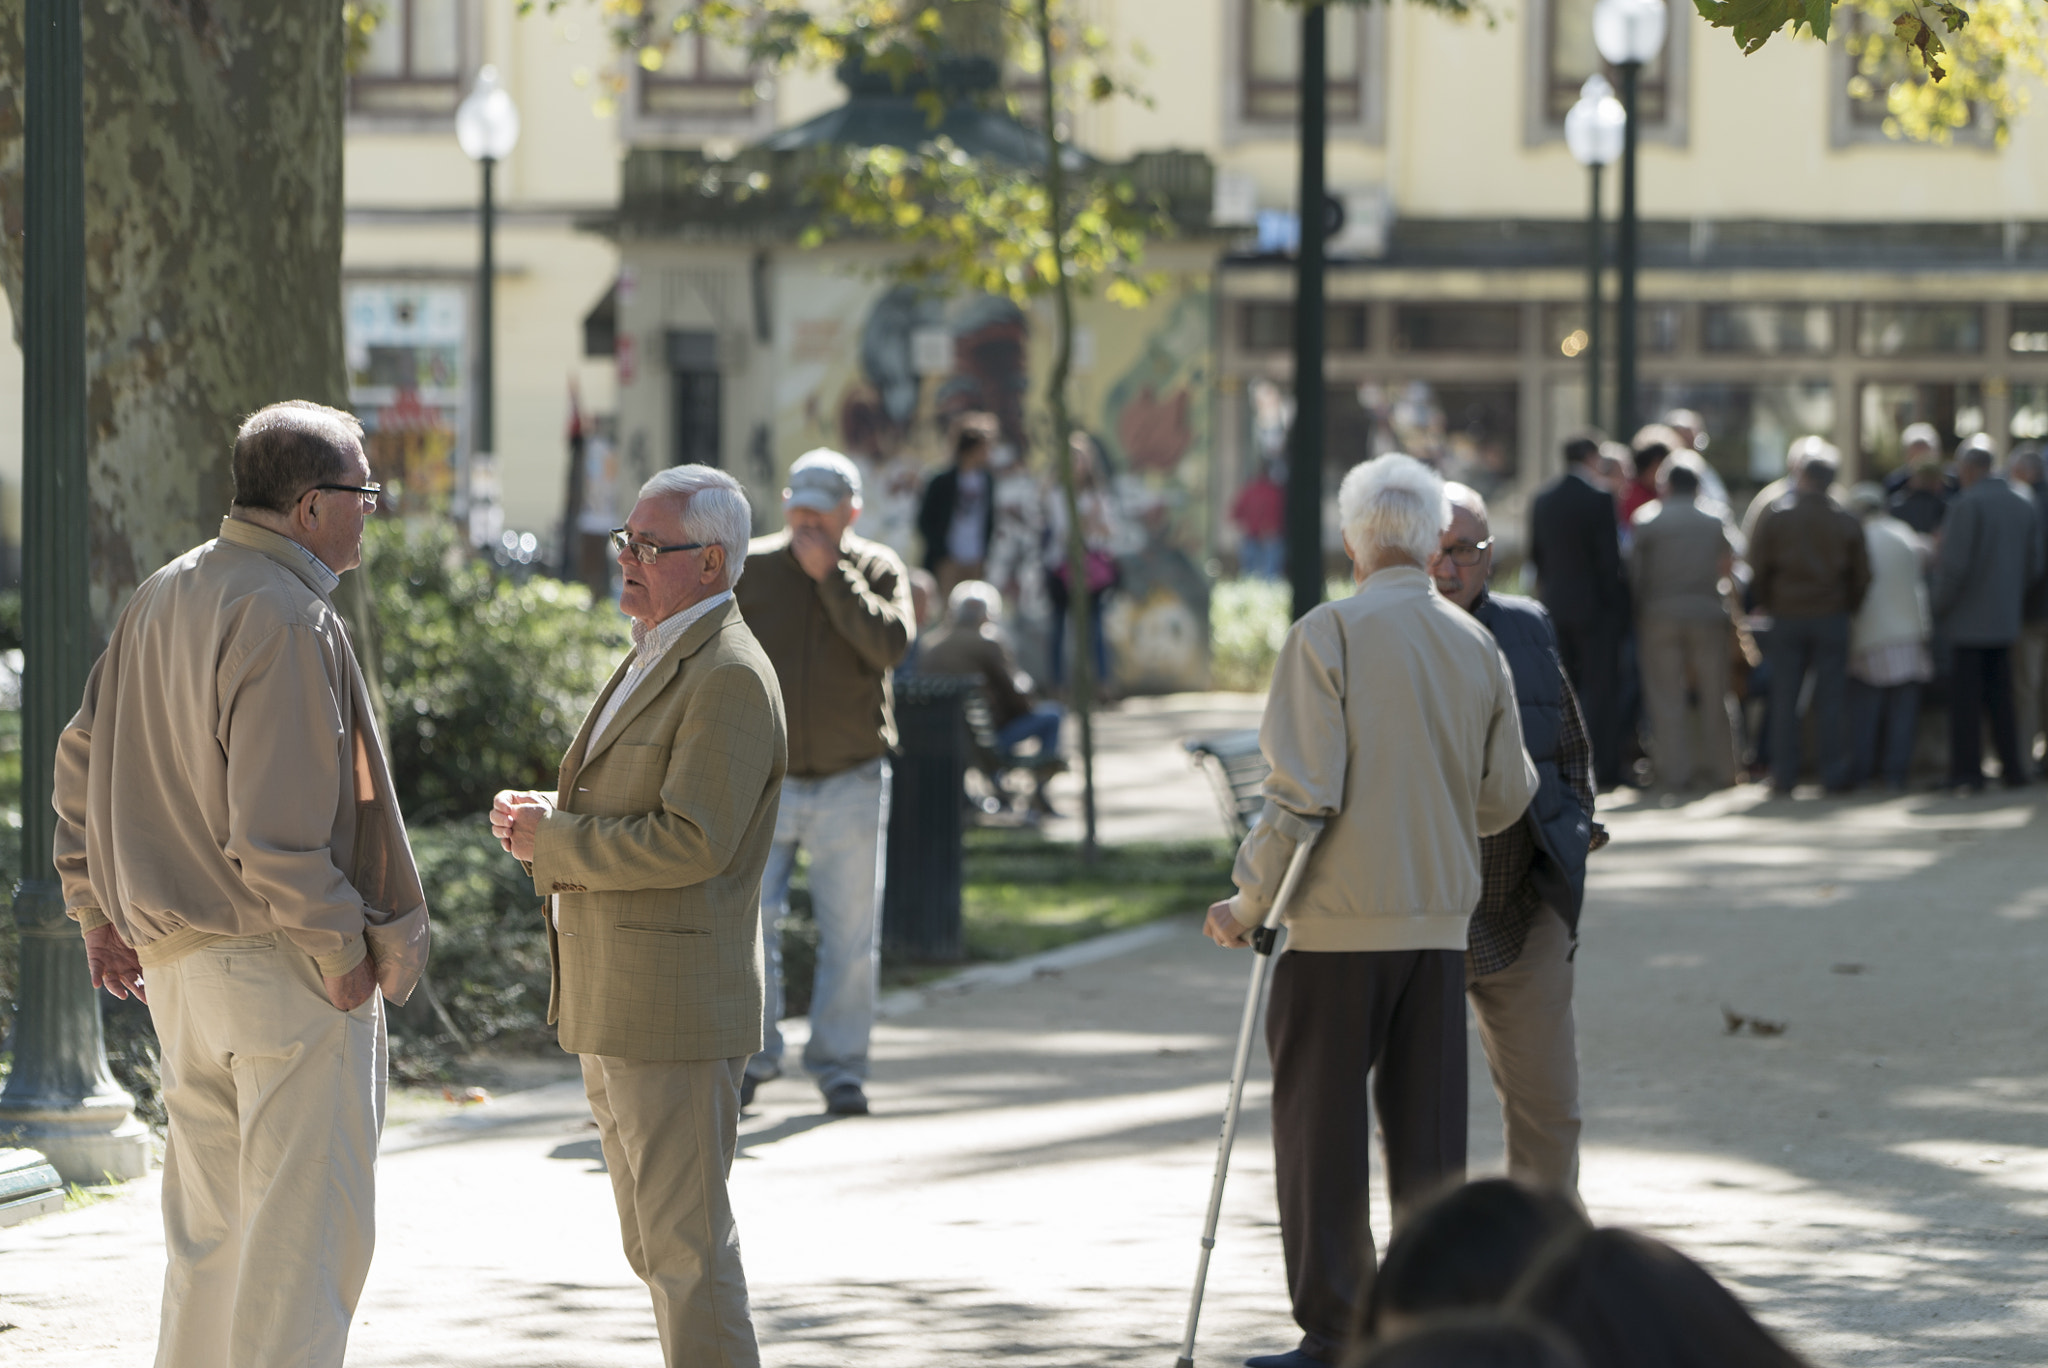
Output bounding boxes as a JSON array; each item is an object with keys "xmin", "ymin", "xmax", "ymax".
[
  {"xmin": 1529, "ymin": 434, "xmax": 1629, "ymax": 789},
  {"xmin": 1434, "ymin": 482, "xmax": 1602, "ymax": 1194}
]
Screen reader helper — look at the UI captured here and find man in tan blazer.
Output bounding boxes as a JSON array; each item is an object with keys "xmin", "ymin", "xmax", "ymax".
[{"xmin": 492, "ymin": 464, "xmax": 786, "ymax": 1368}]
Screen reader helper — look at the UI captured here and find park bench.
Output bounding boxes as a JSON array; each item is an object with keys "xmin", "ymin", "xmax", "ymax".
[
  {"xmin": 1183, "ymin": 729, "xmax": 1269, "ymax": 841},
  {"xmin": 959, "ymin": 687, "xmax": 1068, "ymax": 822}
]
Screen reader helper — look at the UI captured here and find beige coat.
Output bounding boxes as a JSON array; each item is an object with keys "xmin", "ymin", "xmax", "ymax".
[
  {"xmin": 1230, "ymin": 567, "xmax": 1537, "ymax": 953},
  {"xmin": 534, "ymin": 598, "xmax": 787, "ymax": 1061},
  {"xmin": 53, "ymin": 517, "xmax": 430, "ymax": 1001}
]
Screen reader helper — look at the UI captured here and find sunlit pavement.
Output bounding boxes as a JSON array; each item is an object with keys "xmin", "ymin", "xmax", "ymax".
[{"xmin": 5, "ymin": 760, "xmax": 2047, "ymax": 1366}]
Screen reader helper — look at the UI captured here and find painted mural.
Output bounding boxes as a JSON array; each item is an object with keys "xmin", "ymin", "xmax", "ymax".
[{"xmin": 771, "ymin": 263, "xmax": 1215, "ymax": 692}]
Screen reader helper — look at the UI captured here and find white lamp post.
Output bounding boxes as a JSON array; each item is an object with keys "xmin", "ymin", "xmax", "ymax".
[
  {"xmin": 1592, "ymin": 0, "xmax": 1666, "ymax": 438},
  {"xmin": 456, "ymin": 65, "xmax": 519, "ymax": 539},
  {"xmin": 1564, "ymin": 74, "xmax": 1626, "ymax": 433}
]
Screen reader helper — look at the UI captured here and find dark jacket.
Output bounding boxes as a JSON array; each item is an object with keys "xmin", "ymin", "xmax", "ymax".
[
  {"xmin": 2022, "ymin": 480, "xmax": 2048, "ymax": 625},
  {"xmin": 735, "ymin": 530, "xmax": 914, "ymax": 778},
  {"xmin": 1750, "ymin": 491, "xmax": 1871, "ymax": 619},
  {"xmin": 915, "ymin": 465, "xmax": 996, "ymax": 574},
  {"xmin": 1473, "ymin": 592, "xmax": 1595, "ymax": 930},
  {"xmin": 1934, "ymin": 476, "xmax": 2046, "ymax": 645},
  {"xmin": 1529, "ymin": 470, "xmax": 1628, "ymax": 630}
]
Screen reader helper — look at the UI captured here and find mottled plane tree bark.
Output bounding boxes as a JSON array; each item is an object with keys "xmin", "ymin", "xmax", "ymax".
[{"xmin": 0, "ymin": 0, "xmax": 377, "ymax": 659}]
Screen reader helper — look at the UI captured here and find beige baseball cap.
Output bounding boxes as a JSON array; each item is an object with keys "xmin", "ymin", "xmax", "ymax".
[{"xmin": 784, "ymin": 449, "xmax": 862, "ymax": 511}]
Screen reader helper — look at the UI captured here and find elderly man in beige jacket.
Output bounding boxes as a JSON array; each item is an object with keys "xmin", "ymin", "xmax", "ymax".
[
  {"xmin": 54, "ymin": 401, "xmax": 429, "ymax": 1368},
  {"xmin": 1206, "ymin": 453, "xmax": 1537, "ymax": 1368}
]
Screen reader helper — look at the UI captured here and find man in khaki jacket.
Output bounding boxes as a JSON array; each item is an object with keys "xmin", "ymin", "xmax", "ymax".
[
  {"xmin": 493, "ymin": 464, "xmax": 785, "ymax": 1368},
  {"xmin": 1206, "ymin": 453, "xmax": 1536, "ymax": 1368},
  {"xmin": 54, "ymin": 401, "xmax": 429, "ymax": 1368}
]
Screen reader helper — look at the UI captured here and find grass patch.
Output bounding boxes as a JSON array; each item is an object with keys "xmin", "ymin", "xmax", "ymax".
[{"xmin": 957, "ymin": 829, "xmax": 1236, "ymax": 961}]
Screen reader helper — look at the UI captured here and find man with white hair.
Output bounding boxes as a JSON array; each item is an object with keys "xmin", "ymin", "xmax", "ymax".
[
  {"xmin": 735, "ymin": 448, "xmax": 915, "ymax": 1115},
  {"xmin": 1207, "ymin": 453, "xmax": 1537, "ymax": 1368},
  {"xmin": 492, "ymin": 464, "xmax": 786, "ymax": 1367}
]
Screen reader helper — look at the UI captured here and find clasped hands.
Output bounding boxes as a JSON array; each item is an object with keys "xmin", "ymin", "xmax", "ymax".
[{"xmin": 490, "ymin": 789, "xmax": 555, "ymax": 863}]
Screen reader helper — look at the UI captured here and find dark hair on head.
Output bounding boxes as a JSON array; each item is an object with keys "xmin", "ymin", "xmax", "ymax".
[
  {"xmin": 1663, "ymin": 463, "xmax": 1701, "ymax": 496},
  {"xmin": 1358, "ymin": 1180, "xmax": 1589, "ymax": 1342},
  {"xmin": 1799, "ymin": 457, "xmax": 1838, "ymax": 491},
  {"xmin": 232, "ymin": 401, "xmax": 364, "ymax": 513},
  {"xmin": 1347, "ymin": 1313, "xmax": 1587, "ymax": 1368},
  {"xmin": 1507, "ymin": 1228, "xmax": 1812, "ymax": 1368},
  {"xmin": 953, "ymin": 421, "xmax": 993, "ymax": 463},
  {"xmin": 1563, "ymin": 434, "xmax": 1602, "ymax": 467}
]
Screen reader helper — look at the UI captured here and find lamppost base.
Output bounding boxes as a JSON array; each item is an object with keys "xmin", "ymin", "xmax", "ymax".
[{"xmin": 0, "ymin": 1098, "xmax": 151, "ymax": 1186}]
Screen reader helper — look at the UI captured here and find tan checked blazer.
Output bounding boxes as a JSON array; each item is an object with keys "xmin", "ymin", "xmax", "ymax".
[{"xmin": 532, "ymin": 599, "xmax": 787, "ymax": 1061}]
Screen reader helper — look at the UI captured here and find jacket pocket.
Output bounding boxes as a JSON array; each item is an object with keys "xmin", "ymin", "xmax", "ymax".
[{"xmin": 616, "ymin": 923, "xmax": 710, "ymax": 937}]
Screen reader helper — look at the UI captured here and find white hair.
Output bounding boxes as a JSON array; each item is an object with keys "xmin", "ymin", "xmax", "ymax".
[
  {"xmin": 638, "ymin": 464, "xmax": 753, "ymax": 588},
  {"xmin": 1338, "ymin": 453, "xmax": 1449, "ymax": 569},
  {"xmin": 1786, "ymin": 435, "xmax": 1839, "ymax": 473},
  {"xmin": 948, "ymin": 579, "xmax": 1003, "ymax": 623},
  {"xmin": 1443, "ymin": 481, "xmax": 1490, "ymax": 532}
]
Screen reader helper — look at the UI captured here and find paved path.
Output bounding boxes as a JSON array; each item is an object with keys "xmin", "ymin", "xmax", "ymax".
[{"xmin": 5, "ymin": 772, "xmax": 2048, "ymax": 1365}]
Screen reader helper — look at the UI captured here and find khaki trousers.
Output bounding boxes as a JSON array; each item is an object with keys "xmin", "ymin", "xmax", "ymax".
[
  {"xmin": 1466, "ymin": 906, "xmax": 1581, "ymax": 1196},
  {"xmin": 581, "ymin": 1053, "xmax": 759, "ymax": 1368},
  {"xmin": 147, "ymin": 932, "xmax": 385, "ymax": 1368},
  {"xmin": 1640, "ymin": 615, "xmax": 1738, "ymax": 790},
  {"xmin": 2013, "ymin": 622, "xmax": 2048, "ymax": 775}
]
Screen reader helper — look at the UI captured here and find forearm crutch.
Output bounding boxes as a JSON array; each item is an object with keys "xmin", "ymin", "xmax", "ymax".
[{"xmin": 1175, "ymin": 833, "xmax": 1318, "ymax": 1368}]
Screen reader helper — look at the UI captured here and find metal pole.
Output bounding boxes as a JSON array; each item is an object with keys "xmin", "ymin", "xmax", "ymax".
[
  {"xmin": 1614, "ymin": 60, "xmax": 1640, "ymax": 440},
  {"xmin": 1287, "ymin": 3, "xmax": 1328, "ymax": 623},
  {"xmin": 0, "ymin": 0, "xmax": 148, "ymax": 1184},
  {"xmin": 478, "ymin": 156, "xmax": 496, "ymax": 460},
  {"xmin": 1586, "ymin": 163, "xmax": 1603, "ymax": 436}
]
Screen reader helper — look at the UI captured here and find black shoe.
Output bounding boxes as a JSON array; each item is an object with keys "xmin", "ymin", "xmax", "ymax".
[{"xmin": 824, "ymin": 1081, "xmax": 870, "ymax": 1116}]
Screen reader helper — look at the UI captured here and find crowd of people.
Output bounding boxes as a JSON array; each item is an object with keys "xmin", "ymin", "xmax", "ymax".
[{"xmin": 1529, "ymin": 413, "xmax": 2048, "ymax": 796}]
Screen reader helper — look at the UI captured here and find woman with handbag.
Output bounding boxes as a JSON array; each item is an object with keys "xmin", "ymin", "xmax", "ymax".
[{"xmin": 1044, "ymin": 432, "xmax": 1125, "ymax": 693}]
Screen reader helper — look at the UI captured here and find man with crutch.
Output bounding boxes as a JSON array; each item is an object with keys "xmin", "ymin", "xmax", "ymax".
[{"xmin": 1202, "ymin": 454, "xmax": 1537, "ymax": 1368}]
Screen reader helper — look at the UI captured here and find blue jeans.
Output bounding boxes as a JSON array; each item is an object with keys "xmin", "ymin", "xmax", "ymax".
[
  {"xmin": 1846, "ymin": 677, "xmax": 1921, "ymax": 789},
  {"xmin": 751, "ymin": 758, "xmax": 889, "ymax": 1093},
  {"xmin": 994, "ymin": 703, "xmax": 1064, "ymax": 758},
  {"xmin": 1766, "ymin": 612, "xmax": 1851, "ymax": 791}
]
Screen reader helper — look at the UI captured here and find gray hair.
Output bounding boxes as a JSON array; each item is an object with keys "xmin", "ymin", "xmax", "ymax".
[
  {"xmin": 1785, "ymin": 435, "xmax": 1839, "ymax": 474},
  {"xmin": 1338, "ymin": 453, "xmax": 1448, "ymax": 569},
  {"xmin": 1957, "ymin": 433, "xmax": 1997, "ymax": 475},
  {"xmin": 948, "ymin": 579, "xmax": 1003, "ymax": 624},
  {"xmin": 1443, "ymin": 481, "xmax": 1490, "ymax": 532},
  {"xmin": 638, "ymin": 464, "xmax": 753, "ymax": 588},
  {"xmin": 2009, "ymin": 444, "xmax": 2044, "ymax": 483}
]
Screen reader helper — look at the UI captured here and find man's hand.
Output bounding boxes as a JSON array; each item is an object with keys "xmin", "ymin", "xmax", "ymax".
[
  {"xmin": 324, "ymin": 955, "xmax": 377, "ymax": 1013},
  {"xmin": 790, "ymin": 523, "xmax": 841, "ymax": 582},
  {"xmin": 84, "ymin": 923, "xmax": 147, "ymax": 1003},
  {"xmin": 490, "ymin": 789, "xmax": 554, "ymax": 862},
  {"xmin": 1204, "ymin": 899, "xmax": 1253, "ymax": 949}
]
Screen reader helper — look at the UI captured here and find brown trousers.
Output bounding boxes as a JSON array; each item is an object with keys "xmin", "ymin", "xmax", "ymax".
[
  {"xmin": 1466, "ymin": 905, "xmax": 1582, "ymax": 1195},
  {"xmin": 1640, "ymin": 615, "xmax": 1738, "ymax": 789},
  {"xmin": 1267, "ymin": 948, "xmax": 1467, "ymax": 1363}
]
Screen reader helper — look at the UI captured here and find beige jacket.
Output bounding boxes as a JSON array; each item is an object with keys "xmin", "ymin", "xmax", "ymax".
[
  {"xmin": 1230, "ymin": 567, "xmax": 1537, "ymax": 953},
  {"xmin": 534, "ymin": 599, "xmax": 787, "ymax": 1061},
  {"xmin": 53, "ymin": 518, "xmax": 430, "ymax": 1000}
]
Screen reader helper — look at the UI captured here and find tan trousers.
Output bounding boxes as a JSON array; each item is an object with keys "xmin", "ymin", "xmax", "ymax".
[
  {"xmin": 147, "ymin": 932, "xmax": 385, "ymax": 1368},
  {"xmin": 582, "ymin": 1053, "xmax": 759, "ymax": 1368},
  {"xmin": 1640, "ymin": 615, "xmax": 1738, "ymax": 790},
  {"xmin": 1466, "ymin": 906, "xmax": 1581, "ymax": 1195},
  {"xmin": 2013, "ymin": 622, "xmax": 2048, "ymax": 775}
]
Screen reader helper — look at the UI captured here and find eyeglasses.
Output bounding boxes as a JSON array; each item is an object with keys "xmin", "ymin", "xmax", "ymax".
[
  {"xmin": 308, "ymin": 482, "xmax": 383, "ymax": 509},
  {"xmin": 1432, "ymin": 537, "xmax": 1494, "ymax": 568},
  {"xmin": 610, "ymin": 528, "xmax": 707, "ymax": 564}
]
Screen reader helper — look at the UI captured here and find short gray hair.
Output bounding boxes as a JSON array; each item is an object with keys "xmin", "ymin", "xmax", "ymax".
[
  {"xmin": 638, "ymin": 464, "xmax": 753, "ymax": 588},
  {"xmin": 949, "ymin": 579, "xmax": 1003, "ymax": 623},
  {"xmin": 1338, "ymin": 453, "xmax": 1448, "ymax": 568},
  {"xmin": 1443, "ymin": 481, "xmax": 1490, "ymax": 532}
]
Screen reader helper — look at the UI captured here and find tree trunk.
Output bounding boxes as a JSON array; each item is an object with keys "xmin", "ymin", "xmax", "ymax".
[{"xmin": 0, "ymin": 0, "xmax": 365, "ymax": 645}]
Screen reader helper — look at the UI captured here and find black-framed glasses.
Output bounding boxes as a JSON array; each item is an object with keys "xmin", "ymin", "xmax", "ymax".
[
  {"xmin": 610, "ymin": 528, "xmax": 707, "ymax": 565},
  {"xmin": 308, "ymin": 482, "xmax": 383, "ymax": 508},
  {"xmin": 1432, "ymin": 537, "xmax": 1494, "ymax": 568}
]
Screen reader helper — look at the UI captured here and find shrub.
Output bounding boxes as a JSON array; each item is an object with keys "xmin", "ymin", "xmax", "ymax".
[
  {"xmin": 1209, "ymin": 577, "xmax": 1352, "ymax": 692},
  {"xmin": 399, "ymin": 817, "xmax": 556, "ymax": 1059},
  {"xmin": 365, "ymin": 520, "xmax": 629, "ymax": 823}
]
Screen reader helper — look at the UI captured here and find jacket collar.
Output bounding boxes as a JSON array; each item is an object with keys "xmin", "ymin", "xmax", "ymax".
[
  {"xmin": 217, "ymin": 516, "xmax": 340, "ymax": 600},
  {"xmin": 566, "ymin": 597, "xmax": 743, "ymax": 781}
]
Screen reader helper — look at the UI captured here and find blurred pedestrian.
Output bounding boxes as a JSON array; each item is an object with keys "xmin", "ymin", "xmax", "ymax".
[
  {"xmin": 2003, "ymin": 444, "xmax": 2048, "ymax": 776},
  {"xmin": 1530, "ymin": 434, "xmax": 1630, "ymax": 789},
  {"xmin": 1208, "ymin": 453, "xmax": 1536, "ymax": 1368},
  {"xmin": 918, "ymin": 580, "xmax": 1065, "ymax": 814},
  {"xmin": 1742, "ymin": 434, "xmax": 1837, "ymax": 543},
  {"xmin": 1658, "ymin": 408, "xmax": 1732, "ymax": 516},
  {"xmin": 1433, "ymin": 484, "xmax": 1597, "ymax": 1194},
  {"xmin": 1887, "ymin": 423, "xmax": 1952, "ymax": 535},
  {"xmin": 1233, "ymin": 459, "xmax": 1288, "ymax": 579},
  {"xmin": 895, "ymin": 567, "xmax": 941, "ymax": 675},
  {"xmin": 1747, "ymin": 451, "xmax": 1870, "ymax": 794},
  {"xmin": 55, "ymin": 402, "xmax": 428, "ymax": 1368},
  {"xmin": 1617, "ymin": 425, "xmax": 1675, "ymax": 529},
  {"xmin": 1843, "ymin": 484, "xmax": 1931, "ymax": 791},
  {"xmin": 736, "ymin": 449, "xmax": 916, "ymax": 1114},
  {"xmin": 1044, "ymin": 432, "xmax": 1122, "ymax": 690},
  {"xmin": 1932, "ymin": 435, "xmax": 2044, "ymax": 791},
  {"xmin": 916, "ymin": 418, "xmax": 997, "ymax": 601},
  {"xmin": 1629, "ymin": 458, "xmax": 1739, "ymax": 791},
  {"xmin": 493, "ymin": 465, "xmax": 782, "ymax": 1368}
]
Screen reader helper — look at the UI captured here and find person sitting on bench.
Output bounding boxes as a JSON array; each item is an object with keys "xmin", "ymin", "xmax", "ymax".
[{"xmin": 917, "ymin": 580, "xmax": 1066, "ymax": 812}]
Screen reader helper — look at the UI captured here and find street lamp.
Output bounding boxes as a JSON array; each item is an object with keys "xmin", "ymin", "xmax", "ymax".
[
  {"xmin": 1563, "ymin": 75, "xmax": 1625, "ymax": 434},
  {"xmin": 1592, "ymin": 0, "xmax": 1666, "ymax": 439},
  {"xmin": 456, "ymin": 65, "xmax": 519, "ymax": 545}
]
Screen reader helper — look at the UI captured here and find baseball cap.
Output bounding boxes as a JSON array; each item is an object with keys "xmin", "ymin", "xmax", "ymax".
[{"xmin": 785, "ymin": 449, "xmax": 862, "ymax": 512}]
